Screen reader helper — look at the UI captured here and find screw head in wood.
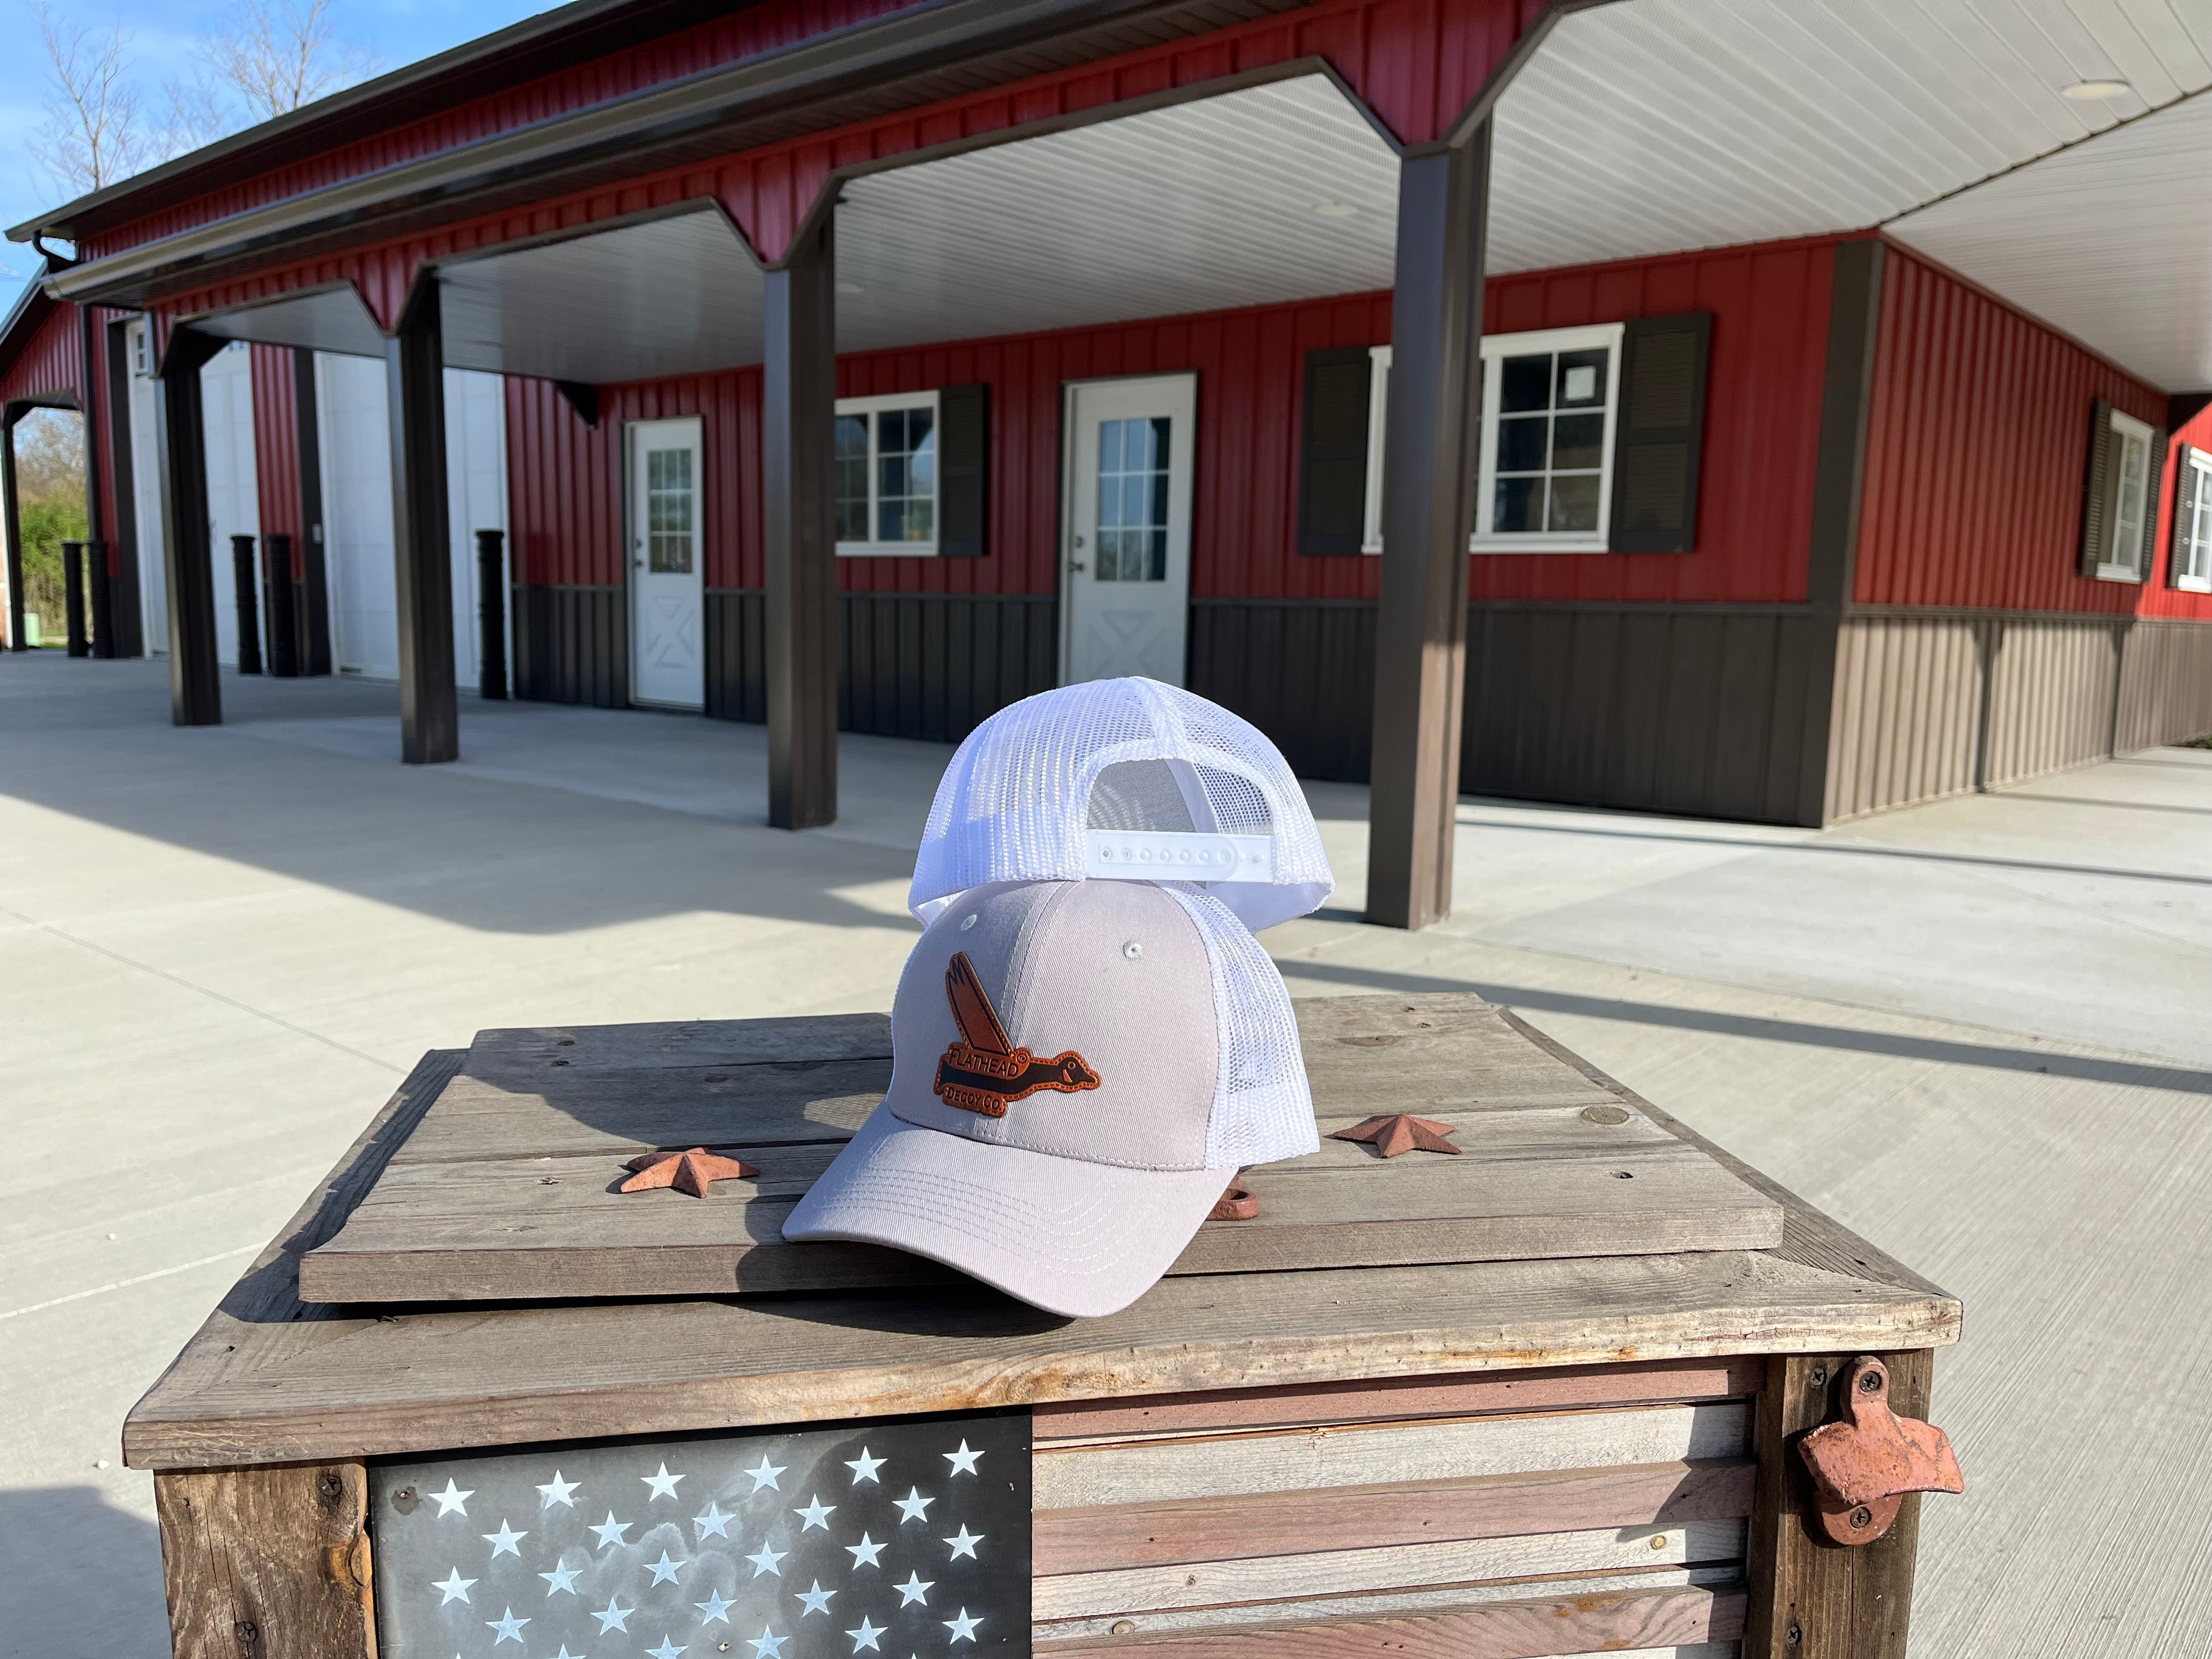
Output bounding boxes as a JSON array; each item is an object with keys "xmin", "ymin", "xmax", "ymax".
[
  {"xmin": 1111, "ymin": 1622, "xmax": 1137, "ymax": 1635},
  {"xmin": 1581, "ymin": 1104, "xmax": 1630, "ymax": 1125},
  {"xmin": 1850, "ymin": 1504, "xmax": 1875, "ymax": 1530}
]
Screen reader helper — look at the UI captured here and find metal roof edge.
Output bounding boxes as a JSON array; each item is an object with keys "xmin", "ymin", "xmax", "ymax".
[
  {"xmin": 42, "ymin": 0, "xmax": 1302, "ymax": 310},
  {"xmin": 5, "ymin": 0, "xmax": 762, "ymax": 247}
]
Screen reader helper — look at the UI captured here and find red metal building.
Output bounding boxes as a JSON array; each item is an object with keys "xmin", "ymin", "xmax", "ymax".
[{"xmin": 7, "ymin": 0, "xmax": 2211, "ymax": 936}]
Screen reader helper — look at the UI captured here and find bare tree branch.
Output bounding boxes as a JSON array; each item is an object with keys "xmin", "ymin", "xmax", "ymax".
[
  {"xmin": 204, "ymin": 0, "xmax": 377, "ymax": 123},
  {"xmin": 28, "ymin": 3, "xmax": 152, "ymax": 195}
]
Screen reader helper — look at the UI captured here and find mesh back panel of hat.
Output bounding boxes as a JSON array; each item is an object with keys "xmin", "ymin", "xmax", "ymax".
[
  {"xmin": 910, "ymin": 678, "xmax": 1334, "ymax": 932},
  {"xmin": 1161, "ymin": 885, "xmax": 1317, "ymax": 1170}
]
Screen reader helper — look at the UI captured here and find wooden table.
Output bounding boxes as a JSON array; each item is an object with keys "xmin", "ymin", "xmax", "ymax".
[{"xmin": 131, "ymin": 993, "xmax": 1962, "ymax": 1659}]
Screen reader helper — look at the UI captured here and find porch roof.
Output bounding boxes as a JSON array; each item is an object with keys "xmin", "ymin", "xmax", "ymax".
[{"xmin": 33, "ymin": 0, "xmax": 2212, "ymax": 395}]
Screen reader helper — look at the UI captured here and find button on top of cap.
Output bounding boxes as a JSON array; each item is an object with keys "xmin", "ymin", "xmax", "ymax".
[{"xmin": 1122, "ymin": 941, "xmax": 1143, "ymax": 960}]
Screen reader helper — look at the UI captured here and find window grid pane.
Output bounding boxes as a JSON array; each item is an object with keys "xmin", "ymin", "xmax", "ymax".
[
  {"xmin": 1490, "ymin": 345, "xmax": 1609, "ymax": 537},
  {"xmin": 1095, "ymin": 417, "xmax": 1171, "ymax": 583},
  {"xmin": 645, "ymin": 447, "xmax": 694, "ymax": 573},
  {"xmin": 2190, "ymin": 463, "xmax": 2212, "ymax": 582}
]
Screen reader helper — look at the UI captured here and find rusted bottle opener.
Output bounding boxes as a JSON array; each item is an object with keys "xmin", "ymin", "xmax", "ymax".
[{"xmin": 1797, "ymin": 1356, "xmax": 1964, "ymax": 1545}]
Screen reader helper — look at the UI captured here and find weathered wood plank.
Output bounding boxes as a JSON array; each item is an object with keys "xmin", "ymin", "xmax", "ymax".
[
  {"xmin": 1034, "ymin": 1403, "xmax": 1751, "ymax": 1508},
  {"xmin": 1034, "ymin": 1564, "xmax": 1742, "ymax": 1645},
  {"xmin": 127, "ymin": 1245, "xmax": 1956, "ymax": 1471},
  {"xmin": 1034, "ymin": 1518, "xmax": 1747, "ymax": 1618},
  {"xmin": 465, "ymin": 1012, "xmax": 895, "ymax": 1069},
  {"xmin": 1034, "ymin": 1582, "xmax": 1746, "ymax": 1657},
  {"xmin": 1743, "ymin": 1350, "xmax": 1933, "ymax": 1659},
  {"xmin": 1034, "ymin": 1357, "xmax": 1765, "ymax": 1441},
  {"xmin": 1031, "ymin": 1460, "xmax": 1756, "ymax": 1575},
  {"xmin": 154, "ymin": 1463, "xmax": 374, "ymax": 1659},
  {"xmin": 301, "ymin": 996, "xmax": 1782, "ymax": 1304},
  {"xmin": 299, "ymin": 1132, "xmax": 1781, "ymax": 1303}
]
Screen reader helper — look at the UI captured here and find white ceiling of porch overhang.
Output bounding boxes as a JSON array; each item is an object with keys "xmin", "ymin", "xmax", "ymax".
[
  {"xmin": 1493, "ymin": 0, "xmax": 2212, "ymax": 389},
  {"xmin": 833, "ymin": 75, "xmax": 1398, "ymax": 352},
  {"xmin": 1887, "ymin": 87, "xmax": 2212, "ymax": 392},
  {"xmin": 189, "ymin": 283, "xmax": 387, "ymax": 357},
  {"xmin": 436, "ymin": 208, "xmax": 765, "ymax": 381}
]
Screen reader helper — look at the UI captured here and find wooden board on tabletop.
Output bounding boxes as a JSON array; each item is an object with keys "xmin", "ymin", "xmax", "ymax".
[
  {"xmin": 298, "ymin": 993, "xmax": 1784, "ymax": 1303},
  {"xmin": 295, "ymin": 995, "xmax": 1779, "ymax": 1302}
]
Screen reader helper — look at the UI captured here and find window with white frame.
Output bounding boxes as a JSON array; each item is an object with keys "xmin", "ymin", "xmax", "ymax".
[
  {"xmin": 2098, "ymin": 407, "xmax": 2155, "ymax": 582},
  {"xmin": 2176, "ymin": 448, "xmax": 2212, "ymax": 592},
  {"xmin": 835, "ymin": 390, "xmax": 939, "ymax": 556},
  {"xmin": 1474, "ymin": 323, "xmax": 1624, "ymax": 551}
]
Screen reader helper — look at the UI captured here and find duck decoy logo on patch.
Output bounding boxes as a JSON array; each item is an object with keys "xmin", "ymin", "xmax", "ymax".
[{"xmin": 934, "ymin": 952, "xmax": 1100, "ymax": 1116}]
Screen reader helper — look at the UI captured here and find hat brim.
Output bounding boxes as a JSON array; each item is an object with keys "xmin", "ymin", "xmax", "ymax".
[{"xmin": 781, "ymin": 1102, "xmax": 1230, "ymax": 1318}]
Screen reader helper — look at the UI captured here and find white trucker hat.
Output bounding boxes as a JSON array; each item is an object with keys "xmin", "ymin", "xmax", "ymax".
[
  {"xmin": 784, "ymin": 876, "xmax": 1317, "ymax": 1317},
  {"xmin": 907, "ymin": 678, "xmax": 1334, "ymax": 934}
]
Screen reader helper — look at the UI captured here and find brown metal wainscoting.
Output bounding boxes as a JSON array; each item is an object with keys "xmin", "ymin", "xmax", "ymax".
[
  {"xmin": 1826, "ymin": 610, "xmax": 2212, "ymax": 822},
  {"xmin": 511, "ymin": 582, "xmax": 628, "ymax": 708},
  {"xmin": 698, "ymin": 589, "xmax": 1058, "ymax": 743},
  {"xmin": 2116, "ymin": 618, "xmax": 2212, "ymax": 751},
  {"xmin": 1187, "ymin": 596, "xmax": 1378, "ymax": 783},
  {"xmin": 1190, "ymin": 597, "xmax": 1833, "ymax": 825}
]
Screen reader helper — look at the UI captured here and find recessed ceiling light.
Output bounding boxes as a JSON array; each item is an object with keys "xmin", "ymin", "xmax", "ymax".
[
  {"xmin": 2062, "ymin": 78, "xmax": 2132, "ymax": 100},
  {"xmin": 1311, "ymin": 201, "xmax": 1358, "ymax": 219}
]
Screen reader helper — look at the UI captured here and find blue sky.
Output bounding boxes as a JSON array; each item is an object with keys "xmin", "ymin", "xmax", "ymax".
[{"xmin": 2, "ymin": 0, "xmax": 549, "ymax": 312}]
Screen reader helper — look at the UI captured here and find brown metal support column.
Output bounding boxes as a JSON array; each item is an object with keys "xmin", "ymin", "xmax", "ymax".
[
  {"xmin": 385, "ymin": 281, "xmax": 459, "ymax": 764},
  {"xmin": 156, "ymin": 326, "xmax": 227, "ymax": 723},
  {"xmin": 2, "ymin": 412, "xmax": 25, "ymax": 651},
  {"xmin": 1366, "ymin": 123, "xmax": 1492, "ymax": 930},
  {"xmin": 761, "ymin": 207, "xmax": 839, "ymax": 829},
  {"xmin": 294, "ymin": 346, "xmax": 332, "ymax": 675},
  {"xmin": 105, "ymin": 317, "xmax": 145, "ymax": 658},
  {"xmin": 1797, "ymin": 240, "xmax": 1885, "ymax": 827}
]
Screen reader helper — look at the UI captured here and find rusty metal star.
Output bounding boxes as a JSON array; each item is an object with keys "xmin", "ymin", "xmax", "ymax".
[
  {"xmin": 1329, "ymin": 1114, "xmax": 1461, "ymax": 1158},
  {"xmin": 618, "ymin": 1147, "xmax": 760, "ymax": 1198}
]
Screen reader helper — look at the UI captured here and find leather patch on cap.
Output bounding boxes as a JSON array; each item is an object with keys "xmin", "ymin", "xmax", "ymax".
[{"xmin": 935, "ymin": 951, "xmax": 1101, "ymax": 1117}]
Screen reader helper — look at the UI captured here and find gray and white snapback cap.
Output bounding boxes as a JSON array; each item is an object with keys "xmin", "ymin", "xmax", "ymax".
[
  {"xmin": 907, "ymin": 677, "xmax": 1335, "ymax": 934},
  {"xmin": 784, "ymin": 877, "xmax": 1317, "ymax": 1317}
]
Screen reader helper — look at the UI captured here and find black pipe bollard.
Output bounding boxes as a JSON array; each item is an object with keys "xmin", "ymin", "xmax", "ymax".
[
  {"xmin": 263, "ymin": 533, "xmax": 300, "ymax": 677},
  {"xmin": 231, "ymin": 534, "xmax": 263, "ymax": 675},
  {"xmin": 62, "ymin": 540, "xmax": 88, "ymax": 656},
  {"xmin": 476, "ymin": 528, "xmax": 509, "ymax": 700},
  {"xmin": 86, "ymin": 539, "xmax": 115, "ymax": 658}
]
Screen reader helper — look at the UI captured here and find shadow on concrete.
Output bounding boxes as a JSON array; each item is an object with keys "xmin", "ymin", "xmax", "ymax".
[
  {"xmin": 1282, "ymin": 957, "xmax": 2212, "ymax": 1096},
  {"xmin": 0, "ymin": 1484, "xmax": 169, "ymax": 1658},
  {"xmin": 0, "ymin": 654, "xmax": 932, "ymax": 936},
  {"xmin": 1454, "ymin": 806, "xmax": 2212, "ymax": 888}
]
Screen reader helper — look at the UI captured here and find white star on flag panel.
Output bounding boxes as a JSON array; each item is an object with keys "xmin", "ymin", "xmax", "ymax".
[{"xmin": 371, "ymin": 1412, "xmax": 1029, "ymax": 1657}]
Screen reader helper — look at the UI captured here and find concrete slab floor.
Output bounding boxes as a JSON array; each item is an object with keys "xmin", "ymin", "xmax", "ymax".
[{"xmin": 2, "ymin": 650, "xmax": 2208, "ymax": 1658}]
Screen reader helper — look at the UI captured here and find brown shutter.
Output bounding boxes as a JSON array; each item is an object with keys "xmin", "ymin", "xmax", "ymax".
[
  {"xmin": 1607, "ymin": 312, "xmax": 1712, "ymax": 553},
  {"xmin": 1298, "ymin": 347, "xmax": 1372, "ymax": 556},
  {"xmin": 2138, "ymin": 428, "xmax": 2167, "ymax": 578},
  {"xmin": 939, "ymin": 382, "xmax": 989, "ymax": 558},
  {"xmin": 2079, "ymin": 398, "xmax": 2114, "ymax": 575},
  {"xmin": 2172, "ymin": 444, "xmax": 2199, "ymax": 588}
]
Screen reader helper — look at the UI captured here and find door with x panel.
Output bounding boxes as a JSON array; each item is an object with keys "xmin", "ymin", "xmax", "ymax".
[
  {"xmin": 627, "ymin": 417, "xmax": 705, "ymax": 709},
  {"xmin": 1060, "ymin": 373, "xmax": 1196, "ymax": 686}
]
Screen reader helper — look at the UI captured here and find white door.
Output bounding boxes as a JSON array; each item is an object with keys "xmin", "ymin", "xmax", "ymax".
[
  {"xmin": 201, "ymin": 341, "xmax": 259, "ymax": 667},
  {"xmin": 317, "ymin": 352, "xmax": 399, "ymax": 679},
  {"xmin": 1060, "ymin": 374, "xmax": 1196, "ymax": 686},
  {"xmin": 126, "ymin": 320, "xmax": 167, "ymax": 654},
  {"xmin": 627, "ymin": 417, "xmax": 704, "ymax": 709},
  {"xmin": 444, "ymin": 368, "xmax": 510, "ymax": 687}
]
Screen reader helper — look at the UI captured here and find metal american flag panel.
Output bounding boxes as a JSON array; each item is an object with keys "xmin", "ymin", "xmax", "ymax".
[{"xmin": 371, "ymin": 1412, "xmax": 1030, "ymax": 1659}]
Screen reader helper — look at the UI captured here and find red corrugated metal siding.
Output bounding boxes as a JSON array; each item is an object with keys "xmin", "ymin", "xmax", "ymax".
[
  {"xmin": 251, "ymin": 345, "xmax": 304, "ymax": 577},
  {"xmin": 0, "ymin": 303, "xmax": 83, "ymax": 408},
  {"xmin": 1856, "ymin": 244, "xmax": 2211, "ymax": 619},
  {"xmin": 504, "ymin": 238, "xmax": 1837, "ymax": 608},
  {"xmin": 142, "ymin": 0, "xmax": 1538, "ymax": 326},
  {"xmin": 1474, "ymin": 237, "xmax": 1836, "ymax": 605},
  {"xmin": 2145, "ymin": 400, "xmax": 2212, "ymax": 619}
]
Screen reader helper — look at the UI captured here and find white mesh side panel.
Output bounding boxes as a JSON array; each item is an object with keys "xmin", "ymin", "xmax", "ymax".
[
  {"xmin": 911, "ymin": 678, "xmax": 1335, "ymax": 930},
  {"xmin": 1164, "ymin": 885, "xmax": 1318, "ymax": 1171}
]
